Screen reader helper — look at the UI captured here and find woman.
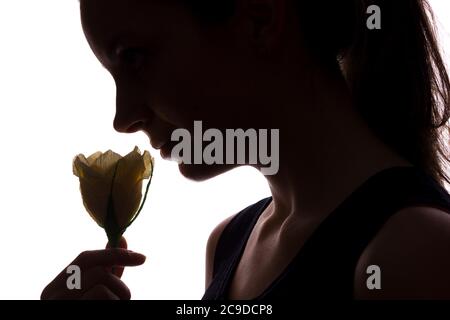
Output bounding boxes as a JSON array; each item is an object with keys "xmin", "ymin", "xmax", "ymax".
[{"xmin": 42, "ymin": 0, "xmax": 450, "ymax": 299}]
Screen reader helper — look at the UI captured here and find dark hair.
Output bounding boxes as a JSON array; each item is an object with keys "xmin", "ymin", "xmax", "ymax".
[{"xmin": 183, "ymin": 0, "xmax": 450, "ymax": 187}]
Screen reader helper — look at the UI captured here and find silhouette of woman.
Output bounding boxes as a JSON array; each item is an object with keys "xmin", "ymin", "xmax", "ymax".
[{"xmin": 42, "ymin": 0, "xmax": 450, "ymax": 299}]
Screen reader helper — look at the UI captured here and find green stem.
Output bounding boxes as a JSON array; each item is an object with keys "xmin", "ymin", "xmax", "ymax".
[
  {"xmin": 105, "ymin": 162, "xmax": 121, "ymax": 248},
  {"xmin": 126, "ymin": 165, "xmax": 154, "ymax": 229}
]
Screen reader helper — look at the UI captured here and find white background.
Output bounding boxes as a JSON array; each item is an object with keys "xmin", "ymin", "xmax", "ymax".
[{"xmin": 0, "ymin": 0, "xmax": 448, "ymax": 300}]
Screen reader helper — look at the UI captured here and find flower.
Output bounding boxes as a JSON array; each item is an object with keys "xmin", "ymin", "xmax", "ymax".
[{"xmin": 73, "ymin": 146, "xmax": 154, "ymax": 247}]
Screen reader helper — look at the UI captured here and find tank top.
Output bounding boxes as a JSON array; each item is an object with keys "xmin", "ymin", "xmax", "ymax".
[{"xmin": 202, "ymin": 166, "xmax": 450, "ymax": 300}]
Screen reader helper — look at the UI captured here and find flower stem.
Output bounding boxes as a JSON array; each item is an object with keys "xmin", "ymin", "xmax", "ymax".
[{"xmin": 126, "ymin": 165, "xmax": 154, "ymax": 228}]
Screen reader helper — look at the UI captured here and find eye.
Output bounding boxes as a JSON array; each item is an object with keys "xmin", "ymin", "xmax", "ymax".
[{"xmin": 115, "ymin": 46, "xmax": 146, "ymax": 70}]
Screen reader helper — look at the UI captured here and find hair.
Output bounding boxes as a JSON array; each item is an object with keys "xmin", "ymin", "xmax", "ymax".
[{"xmin": 182, "ymin": 0, "xmax": 450, "ymax": 187}]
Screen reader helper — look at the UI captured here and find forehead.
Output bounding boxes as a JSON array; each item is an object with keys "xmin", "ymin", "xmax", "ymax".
[
  {"xmin": 80, "ymin": 0, "xmax": 151, "ymax": 41},
  {"xmin": 80, "ymin": 0, "xmax": 182, "ymax": 52}
]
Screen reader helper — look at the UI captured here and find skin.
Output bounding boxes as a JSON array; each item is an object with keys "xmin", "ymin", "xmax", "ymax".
[
  {"xmin": 42, "ymin": 0, "xmax": 450, "ymax": 299},
  {"xmin": 41, "ymin": 238, "xmax": 145, "ymax": 300}
]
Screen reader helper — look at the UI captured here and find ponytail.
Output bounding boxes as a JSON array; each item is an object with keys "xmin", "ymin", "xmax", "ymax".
[{"xmin": 304, "ymin": 0, "xmax": 450, "ymax": 187}]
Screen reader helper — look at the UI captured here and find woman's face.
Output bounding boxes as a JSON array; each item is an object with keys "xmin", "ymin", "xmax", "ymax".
[{"xmin": 80, "ymin": 0, "xmax": 296, "ymax": 180}]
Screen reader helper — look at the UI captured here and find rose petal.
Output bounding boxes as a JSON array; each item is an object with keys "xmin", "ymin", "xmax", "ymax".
[
  {"xmin": 142, "ymin": 151, "xmax": 153, "ymax": 179},
  {"xmin": 92, "ymin": 150, "xmax": 122, "ymax": 174},
  {"xmin": 77, "ymin": 175, "xmax": 112, "ymax": 227},
  {"xmin": 86, "ymin": 151, "xmax": 102, "ymax": 166},
  {"xmin": 112, "ymin": 146, "xmax": 153, "ymax": 229},
  {"xmin": 73, "ymin": 147, "xmax": 153, "ymax": 231}
]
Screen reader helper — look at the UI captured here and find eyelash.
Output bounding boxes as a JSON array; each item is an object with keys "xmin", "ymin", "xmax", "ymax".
[{"xmin": 116, "ymin": 47, "xmax": 146, "ymax": 71}]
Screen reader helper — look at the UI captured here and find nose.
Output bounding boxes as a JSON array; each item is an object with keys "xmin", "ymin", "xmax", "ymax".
[
  {"xmin": 113, "ymin": 115, "xmax": 146, "ymax": 134},
  {"xmin": 113, "ymin": 117, "xmax": 144, "ymax": 133},
  {"xmin": 113, "ymin": 83, "xmax": 151, "ymax": 134}
]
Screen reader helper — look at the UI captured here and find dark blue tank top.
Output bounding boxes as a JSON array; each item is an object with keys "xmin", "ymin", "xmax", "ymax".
[{"xmin": 202, "ymin": 166, "xmax": 450, "ymax": 300}]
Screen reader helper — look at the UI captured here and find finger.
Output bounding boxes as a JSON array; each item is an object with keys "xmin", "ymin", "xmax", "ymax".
[
  {"xmin": 41, "ymin": 244, "xmax": 144, "ymax": 300},
  {"xmin": 106, "ymin": 237, "xmax": 127, "ymax": 277},
  {"xmin": 43, "ymin": 266, "xmax": 132, "ymax": 300},
  {"xmin": 74, "ymin": 249, "xmax": 146, "ymax": 268},
  {"xmin": 41, "ymin": 275, "xmax": 62, "ymax": 300},
  {"xmin": 111, "ymin": 264, "xmax": 125, "ymax": 279},
  {"xmin": 81, "ymin": 284, "xmax": 120, "ymax": 300},
  {"xmin": 41, "ymin": 265, "xmax": 83, "ymax": 300},
  {"xmin": 83, "ymin": 266, "xmax": 131, "ymax": 300},
  {"xmin": 112, "ymin": 266, "xmax": 124, "ymax": 278}
]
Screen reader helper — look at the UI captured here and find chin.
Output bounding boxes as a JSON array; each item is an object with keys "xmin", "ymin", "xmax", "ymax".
[{"xmin": 177, "ymin": 163, "xmax": 237, "ymax": 181}]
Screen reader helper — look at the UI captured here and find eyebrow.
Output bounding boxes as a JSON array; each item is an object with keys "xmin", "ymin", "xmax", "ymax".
[
  {"xmin": 93, "ymin": 32, "xmax": 139, "ymax": 74},
  {"xmin": 89, "ymin": 33, "xmax": 125, "ymax": 71}
]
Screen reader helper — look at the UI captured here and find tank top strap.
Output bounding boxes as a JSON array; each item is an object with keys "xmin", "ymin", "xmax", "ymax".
[{"xmin": 203, "ymin": 197, "xmax": 271, "ymax": 300}]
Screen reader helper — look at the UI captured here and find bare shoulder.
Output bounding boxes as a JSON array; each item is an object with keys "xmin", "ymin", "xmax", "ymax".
[
  {"xmin": 205, "ymin": 213, "xmax": 238, "ymax": 289},
  {"xmin": 354, "ymin": 206, "xmax": 450, "ymax": 299}
]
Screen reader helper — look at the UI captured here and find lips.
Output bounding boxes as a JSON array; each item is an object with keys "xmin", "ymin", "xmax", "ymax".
[
  {"xmin": 142, "ymin": 128, "xmax": 179, "ymax": 160},
  {"xmin": 150, "ymin": 140, "xmax": 166, "ymax": 150},
  {"xmin": 142, "ymin": 130, "xmax": 167, "ymax": 150},
  {"xmin": 160, "ymin": 141, "xmax": 178, "ymax": 160}
]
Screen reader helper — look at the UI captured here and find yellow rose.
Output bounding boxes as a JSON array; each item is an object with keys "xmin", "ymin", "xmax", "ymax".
[{"xmin": 73, "ymin": 146, "xmax": 154, "ymax": 247}]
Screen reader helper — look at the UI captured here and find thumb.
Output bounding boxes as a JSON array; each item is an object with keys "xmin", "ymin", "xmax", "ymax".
[{"xmin": 106, "ymin": 236, "xmax": 128, "ymax": 278}]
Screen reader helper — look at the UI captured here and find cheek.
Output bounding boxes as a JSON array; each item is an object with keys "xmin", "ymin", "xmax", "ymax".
[
  {"xmin": 180, "ymin": 51, "xmax": 268, "ymax": 129},
  {"xmin": 143, "ymin": 38, "xmax": 260, "ymax": 130},
  {"xmin": 162, "ymin": 57, "xmax": 258, "ymax": 129},
  {"xmin": 139, "ymin": 54, "xmax": 203, "ymax": 127},
  {"xmin": 144, "ymin": 60, "xmax": 228, "ymax": 128}
]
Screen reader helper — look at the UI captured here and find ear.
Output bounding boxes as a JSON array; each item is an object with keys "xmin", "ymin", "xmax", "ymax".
[{"xmin": 236, "ymin": 0, "xmax": 287, "ymax": 54}]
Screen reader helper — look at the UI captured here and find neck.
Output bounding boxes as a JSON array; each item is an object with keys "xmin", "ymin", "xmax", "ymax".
[{"xmin": 259, "ymin": 69, "xmax": 412, "ymax": 230}]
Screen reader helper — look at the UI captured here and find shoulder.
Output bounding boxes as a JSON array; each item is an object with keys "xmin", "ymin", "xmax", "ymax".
[
  {"xmin": 205, "ymin": 213, "xmax": 238, "ymax": 289},
  {"xmin": 204, "ymin": 197, "xmax": 271, "ymax": 289},
  {"xmin": 354, "ymin": 205, "xmax": 450, "ymax": 299}
]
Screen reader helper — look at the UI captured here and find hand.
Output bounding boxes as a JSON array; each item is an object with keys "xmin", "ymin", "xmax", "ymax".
[{"xmin": 41, "ymin": 237, "xmax": 146, "ymax": 300}]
